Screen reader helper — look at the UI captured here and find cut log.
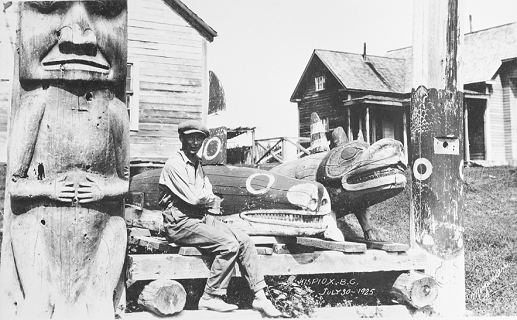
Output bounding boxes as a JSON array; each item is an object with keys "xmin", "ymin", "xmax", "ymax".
[
  {"xmin": 137, "ymin": 279, "xmax": 187, "ymax": 316},
  {"xmin": 390, "ymin": 271, "xmax": 438, "ymax": 309}
]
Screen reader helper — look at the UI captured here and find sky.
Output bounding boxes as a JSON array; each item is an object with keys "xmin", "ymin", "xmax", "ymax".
[{"xmin": 181, "ymin": 0, "xmax": 517, "ymax": 144}]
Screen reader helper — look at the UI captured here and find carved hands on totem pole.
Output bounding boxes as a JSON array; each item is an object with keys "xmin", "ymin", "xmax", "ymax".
[{"xmin": 1, "ymin": 1, "xmax": 129, "ymax": 319}]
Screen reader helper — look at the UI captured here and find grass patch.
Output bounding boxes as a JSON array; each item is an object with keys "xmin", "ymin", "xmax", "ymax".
[{"xmin": 367, "ymin": 166, "xmax": 517, "ymax": 316}]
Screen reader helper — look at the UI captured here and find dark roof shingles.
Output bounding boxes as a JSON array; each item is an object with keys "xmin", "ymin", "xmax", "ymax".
[{"xmin": 315, "ymin": 50, "xmax": 406, "ymax": 94}]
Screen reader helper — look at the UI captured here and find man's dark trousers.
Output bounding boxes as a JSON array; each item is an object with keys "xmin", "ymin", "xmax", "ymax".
[{"xmin": 162, "ymin": 207, "xmax": 266, "ymax": 296}]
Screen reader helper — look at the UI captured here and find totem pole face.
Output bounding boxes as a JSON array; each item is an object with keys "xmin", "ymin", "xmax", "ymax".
[{"xmin": 19, "ymin": 1, "xmax": 127, "ymax": 87}]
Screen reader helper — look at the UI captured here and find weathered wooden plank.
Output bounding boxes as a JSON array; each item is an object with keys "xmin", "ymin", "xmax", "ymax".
[
  {"xmin": 178, "ymin": 246, "xmax": 273, "ymax": 256},
  {"xmin": 128, "ymin": 19, "xmax": 195, "ymax": 35},
  {"xmin": 249, "ymin": 236, "xmax": 295, "ymax": 245},
  {"xmin": 128, "ymin": 32, "xmax": 201, "ymax": 47},
  {"xmin": 349, "ymin": 238, "xmax": 410, "ymax": 252},
  {"xmin": 129, "ymin": 236, "xmax": 179, "ymax": 254},
  {"xmin": 139, "ymin": 90, "xmax": 202, "ymax": 101},
  {"xmin": 127, "ymin": 249, "xmax": 429, "ymax": 281},
  {"xmin": 128, "ymin": 228, "xmax": 152, "ymax": 237},
  {"xmin": 128, "ymin": 54, "xmax": 203, "ymax": 67},
  {"xmin": 139, "ymin": 68, "xmax": 201, "ymax": 80},
  {"xmin": 127, "ymin": 47, "xmax": 201, "ymax": 62},
  {"xmin": 129, "ymin": 143, "xmax": 179, "ymax": 162},
  {"xmin": 128, "ymin": 40, "xmax": 201, "ymax": 55},
  {"xmin": 138, "ymin": 74, "xmax": 201, "ymax": 86},
  {"xmin": 272, "ymin": 243, "xmax": 315, "ymax": 254},
  {"xmin": 295, "ymin": 237, "xmax": 366, "ymax": 253},
  {"xmin": 140, "ymin": 82, "xmax": 202, "ymax": 94},
  {"xmin": 138, "ymin": 115, "xmax": 200, "ymax": 126},
  {"xmin": 138, "ymin": 103, "xmax": 201, "ymax": 113},
  {"xmin": 138, "ymin": 61, "xmax": 201, "ymax": 74}
]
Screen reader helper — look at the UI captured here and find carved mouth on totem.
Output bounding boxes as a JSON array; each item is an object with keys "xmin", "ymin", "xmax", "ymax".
[
  {"xmin": 41, "ymin": 45, "xmax": 110, "ymax": 74},
  {"xmin": 342, "ymin": 163, "xmax": 407, "ymax": 191},
  {"xmin": 240, "ymin": 209, "xmax": 327, "ymax": 229}
]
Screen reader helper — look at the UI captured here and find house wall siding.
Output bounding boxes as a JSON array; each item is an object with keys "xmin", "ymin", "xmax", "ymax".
[
  {"xmin": 502, "ymin": 65, "xmax": 517, "ymax": 164},
  {"xmin": 488, "ymin": 74, "xmax": 506, "ymax": 163},
  {"xmin": 297, "ymin": 56, "xmax": 345, "ymax": 138},
  {"xmin": 128, "ymin": 0, "xmax": 205, "ymax": 161}
]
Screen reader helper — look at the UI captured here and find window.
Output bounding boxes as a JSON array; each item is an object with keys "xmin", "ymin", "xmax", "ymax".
[
  {"xmin": 315, "ymin": 75, "xmax": 325, "ymax": 91},
  {"xmin": 126, "ymin": 62, "xmax": 139, "ymax": 131}
]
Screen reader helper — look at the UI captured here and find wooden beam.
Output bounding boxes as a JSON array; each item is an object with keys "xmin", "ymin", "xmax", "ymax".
[
  {"xmin": 403, "ymin": 111, "xmax": 409, "ymax": 164},
  {"xmin": 464, "ymin": 104, "xmax": 470, "ymax": 162},
  {"xmin": 295, "ymin": 237, "xmax": 366, "ymax": 253},
  {"xmin": 346, "ymin": 106, "xmax": 352, "ymax": 139},
  {"xmin": 348, "ymin": 238, "xmax": 410, "ymax": 252},
  {"xmin": 411, "ymin": 0, "xmax": 465, "ymax": 316},
  {"xmin": 127, "ymin": 249, "xmax": 429, "ymax": 281},
  {"xmin": 365, "ymin": 107, "xmax": 370, "ymax": 144}
]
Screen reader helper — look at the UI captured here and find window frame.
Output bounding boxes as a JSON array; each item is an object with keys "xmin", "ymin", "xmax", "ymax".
[
  {"xmin": 315, "ymin": 75, "xmax": 326, "ymax": 91},
  {"xmin": 126, "ymin": 61, "xmax": 140, "ymax": 131}
]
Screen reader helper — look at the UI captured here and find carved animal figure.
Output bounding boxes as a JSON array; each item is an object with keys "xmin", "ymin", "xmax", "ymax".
[
  {"xmin": 270, "ymin": 113, "xmax": 407, "ymax": 241},
  {"xmin": 127, "ymin": 165, "xmax": 344, "ymax": 241},
  {"xmin": 0, "ymin": 2, "xmax": 128, "ymax": 319}
]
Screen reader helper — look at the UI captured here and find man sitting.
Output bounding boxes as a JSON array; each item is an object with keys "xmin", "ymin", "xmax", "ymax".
[{"xmin": 158, "ymin": 120, "xmax": 282, "ymax": 317}]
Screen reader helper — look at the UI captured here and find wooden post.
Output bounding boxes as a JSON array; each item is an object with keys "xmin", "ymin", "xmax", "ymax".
[
  {"xmin": 346, "ymin": 105, "xmax": 352, "ymax": 139},
  {"xmin": 365, "ymin": 106, "xmax": 370, "ymax": 144},
  {"xmin": 411, "ymin": 0, "xmax": 465, "ymax": 316},
  {"xmin": 464, "ymin": 104, "xmax": 470, "ymax": 162},
  {"xmin": 0, "ymin": 2, "xmax": 129, "ymax": 319},
  {"xmin": 251, "ymin": 128, "xmax": 256, "ymax": 166},
  {"xmin": 403, "ymin": 111, "xmax": 409, "ymax": 164}
]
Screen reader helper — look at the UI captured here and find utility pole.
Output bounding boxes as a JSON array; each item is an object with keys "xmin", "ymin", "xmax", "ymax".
[{"xmin": 410, "ymin": 0, "xmax": 465, "ymax": 316}]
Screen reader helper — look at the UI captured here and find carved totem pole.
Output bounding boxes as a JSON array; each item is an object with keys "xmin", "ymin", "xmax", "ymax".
[{"xmin": 0, "ymin": 1, "xmax": 129, "ymax": 319}]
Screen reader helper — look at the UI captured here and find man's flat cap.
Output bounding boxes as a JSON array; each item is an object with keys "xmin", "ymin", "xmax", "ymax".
[{"xmin": 178, "ymin": 120, "xmax": 209, "ymax": 137}]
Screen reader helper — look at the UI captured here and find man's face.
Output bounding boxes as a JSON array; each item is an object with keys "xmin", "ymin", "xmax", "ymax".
[
  {"xmin": 181, "ymin": 133, "xmax": 207, "ymax": 157},
  {"xmin": 19, "ymin": 1, "xmax": 127, "ymax": 85}
]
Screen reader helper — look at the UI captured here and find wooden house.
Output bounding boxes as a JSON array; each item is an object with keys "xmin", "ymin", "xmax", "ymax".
[
  {"xmin": 0, "ymin": 0, "xmax": 217, "ymax": 165},
  {"xmin": 290, "ymin": 49, "xmax": 410, "ymax": 156},
  {"xmin": 292, "ymin": 23, "xmax": 517, "ymax": 166}
]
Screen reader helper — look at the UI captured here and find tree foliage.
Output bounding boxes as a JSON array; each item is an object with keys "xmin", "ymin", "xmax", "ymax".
[{"xmin": 209, "ymin": 71, "xmax": 226, "ymax": 115}]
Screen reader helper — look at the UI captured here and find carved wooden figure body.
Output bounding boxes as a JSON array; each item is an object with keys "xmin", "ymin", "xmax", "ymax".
[{"xmin": 0, "ymin": 2, "xmax": 129, "ymax": 319}]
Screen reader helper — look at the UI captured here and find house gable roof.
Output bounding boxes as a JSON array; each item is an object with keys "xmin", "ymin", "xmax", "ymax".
[
  {"xmin": 387, "ymin": 23, "xmax": 517, "ymax": 86},
  {"xmin": 292, "ymin": 22, "xmax": 517, "ymax": 103},
  {"xmin": 463, "ymin": 22, "xmax": 517, "ymax": 83},
  {"xmin": 164, "ymin": 0, "xmax": 217, "ymax": 42},
  {"xmin": 290, "ymin": 49, "xmax": 406, "ymax": 101}
]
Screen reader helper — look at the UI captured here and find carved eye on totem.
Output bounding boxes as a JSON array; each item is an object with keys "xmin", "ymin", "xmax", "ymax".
[
  {"xmin": 29, "ymin": 1, "xmax": 66, "ymax": 14},
  {"xmin": 28, "ymin": 1, "xmax": 125, "ymax": 18},
  {"xmin": 340, "ymin": 146, "xmax": 362, "ymax": 161},
  {"xmin": 86, "ymin": 1, "xmax": 126, "ymax": 18}
]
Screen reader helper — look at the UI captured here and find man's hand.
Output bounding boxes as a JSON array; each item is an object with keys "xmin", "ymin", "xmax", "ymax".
[{"xmin": 206, "ymin": 195, "xmax": 223, "ymax": 215}]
